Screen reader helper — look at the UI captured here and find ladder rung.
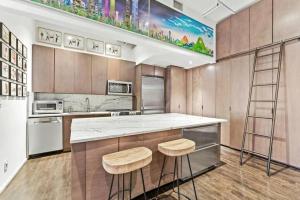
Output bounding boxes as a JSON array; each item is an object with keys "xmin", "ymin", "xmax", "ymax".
[
  {"xmin": 246, "ymin": 131, "xmax": 271, "ymax": 138},
  {"xmin": 257, "ymin": 52, "xmax": 280, "ymax": 58},
  {"xmin": 250, "ymin": 100, "xmax": 275, "ymax": 103},
  {"xmin": 255, "ymin": 67, "xmax": 279, "ymax": 72},
  {"xmin": 248, "ymin": 115, "xmax": 273, "ymax": 120},
  {"xmin": 242, "ymin": 149, "xmax": 268, "ymax": 159},
  {"xmin": 252, "ymin": 83, "xmax": 277, "ymax": 87}
]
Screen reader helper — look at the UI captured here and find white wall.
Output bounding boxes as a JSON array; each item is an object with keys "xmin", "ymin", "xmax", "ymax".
[{"xmin": 0, "ymin": 9, "xmax": 34, "ymax": 193}]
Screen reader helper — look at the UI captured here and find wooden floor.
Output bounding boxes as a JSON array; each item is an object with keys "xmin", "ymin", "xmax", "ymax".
[{"xmin": 1, "ymin": 147, "xmax": 300, "ymax": 200}]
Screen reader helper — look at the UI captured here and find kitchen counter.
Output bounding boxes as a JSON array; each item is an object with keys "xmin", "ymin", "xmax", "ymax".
[
  {"xmin": 28, "ymin": 111, "xmax": 112, "ymax": 118},
  {"xmin": 71, "ymin": 113, "xmax": 226, "ymax": 143}
]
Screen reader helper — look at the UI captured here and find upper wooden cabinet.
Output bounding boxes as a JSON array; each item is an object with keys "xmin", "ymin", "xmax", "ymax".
[
  {"xmin": 107, "ymin": 58, "xmax": 121, "ymax": 81},
  {"xmin": 32, "ymin": 45, "xmax": 55, "ymax": 93},
  {"xmin": 74, "ymin": 52, "xmax": 92, "ymax": 94},
  {"xmin": 154, "ymin": 66, "xmax": 165, "ymax": 77},
  {"xmin": 250, "ymin": 0, "xmax": 273, "ymax": 49},
  {"xmin": 107, "ymin": 58, "xmax": 135, "ymax": 82},
  {"xmin": 91, "ymin": 55, "xmax": 108, "ymax": 95},
  {"xmin": 55, "ymin": 48, "xmax": 75, "ymax": 93},
  {"xmin": 230, "ymin": 8, "xmax": 250, "ymax": 55},
  {"xmin": 216, "ymin": 17, "xmax": 231, "ymax": 59},
  {"xmin": 141, "ymin": 64, "xmax": 155, "ymax": 76}
]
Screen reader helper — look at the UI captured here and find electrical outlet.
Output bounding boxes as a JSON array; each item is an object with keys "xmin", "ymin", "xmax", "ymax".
[{"xmin": 4, "ymin": 161, "xmax": 8, "ymax": 173}]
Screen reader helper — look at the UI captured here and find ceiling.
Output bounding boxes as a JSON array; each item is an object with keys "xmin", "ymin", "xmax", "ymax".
[{"xmin": 178, "ymin": 0, "xmax": 260, "ymax": 23}]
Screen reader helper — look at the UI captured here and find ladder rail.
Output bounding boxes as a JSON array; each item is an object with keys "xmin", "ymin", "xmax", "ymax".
[{"xmin": 266, "ymin": 43, "xmax": 284, "ymax": 176}]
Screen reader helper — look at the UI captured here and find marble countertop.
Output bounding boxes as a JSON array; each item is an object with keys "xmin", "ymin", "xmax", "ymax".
[
  {"xmin": 28, "ymin": 111, "xmax": 111, "ymax": 118},
  {"xmin": 71, "ymin": 113, "xmax": 226, "ymax": 144}
]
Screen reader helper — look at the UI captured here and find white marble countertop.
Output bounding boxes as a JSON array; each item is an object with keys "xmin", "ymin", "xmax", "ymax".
[{"xmin": 71, "ymin": 113, "xmax": 226, "ymax": 144}]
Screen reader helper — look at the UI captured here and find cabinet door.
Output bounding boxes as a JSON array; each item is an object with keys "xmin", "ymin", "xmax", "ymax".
[
  {"xmin": 154, "ymin": 66, "xmax": 165, "ymax": 77},
  {"xmin": 141, "ymin": 64, "xmax": 155, "ymax": 76},
  {"xmin": 201, "ymin": 65, "xmax": 216, "ymax": 117},
  {"xmin": 230, "ymin": 8, "xmax": 250, "ymax": 54},
  {"xmin": 217, "ymin": 18, "xmax": 231, "ymax": 59},
  {"xmin": 55, "ymin": 48, "xmax": 75, "ymax": 93},
  {"xmin": 119, "ymin": 60, "xmax": 135, "ymax": 82},
  {"xmin": 170, "ymin": 66, "xmax": 186, "ymax": 113},
  {"xmin": 74, "ymin": 52, "xmax": 92, "ymax": 94},
  {"xmin": 186, "ymin": 69, "xmax": 193, "ymax": 115},
  {"xmin": 230, "ymin": 55, "xmax": 250, "ymax": 149},
  {"xmin": 192, "ymin": 67, "xmax": 202, "ymax": 116},
  {"xmin": 32, "ymin": 45, "xmax": 55, "ymax": 92},
  {"xmin": 91, "ymin": 55, "xmax": 108, "ymax": 95},
  {"xmin": 107, "ymin": 58, "xmax": 120, "ymax": 80},
  {"xmin": 216, "ymin": 60, "xmax": 231, "ymax": 146}
]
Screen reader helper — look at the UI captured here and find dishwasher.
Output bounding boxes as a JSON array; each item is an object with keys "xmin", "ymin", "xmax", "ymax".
[
  {"xmin": 27, "ymin": 117, "xmax": 63, "ymax": 156},
  {"xmin": 181, "ymin": 124, "xmax": 221, "ymax": 180}
]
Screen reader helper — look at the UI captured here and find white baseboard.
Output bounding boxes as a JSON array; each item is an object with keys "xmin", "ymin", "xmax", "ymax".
[{"xmin": 0, "ymin": 158, "xmax": 27, "ymax": 194}]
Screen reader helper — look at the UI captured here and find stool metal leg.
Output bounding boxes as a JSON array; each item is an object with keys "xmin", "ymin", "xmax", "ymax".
[
  {"xmin": 175, "ymin": 157, "xmax": 180, "ymax": 200},
  {"xmin": 156, "ymin": 155, "xmax": 166, "ymax": 196},
  {"xmin": 122, "ymin": 174, "xmax": 125, "ymax": 200},
  {"xmin": 187, "ymin": 154, "xmax": 198, "ymax": 200},
  {"xmin": 129, "ymin": 172, "xmax": 132, "ymax": 200},
  {"xmin": 108, "ymin": 175, "xmax": 115, "ymax": 200},
  {"xmin": 140, "ymin": 168, "xmax": 147, "ymax": 200}
]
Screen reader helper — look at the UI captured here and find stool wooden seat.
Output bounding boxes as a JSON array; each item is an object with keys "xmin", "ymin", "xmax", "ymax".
[
  {"xmin": 158, "ymin": 138, "xmax": 195, "ymax": 157},
  {"xmin": 103, "ymin": 147, "xmax": 152, "ymax": 175}
]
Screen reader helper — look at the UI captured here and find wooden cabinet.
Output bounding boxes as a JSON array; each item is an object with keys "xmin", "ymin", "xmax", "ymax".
[
  {"xmin": 55, "ymin": 48, "xmax": 75, "ymax": 93},
  {"xmin": 74, "ymin": 52, "xmax": 92, "ymax": 94},
  {"xmin": 154, "ymin": 66, "xmax": 165, "ymax": 77},
  {"xmin": 186, "ymin": 69, "xmax": 193, "ymax": 114},
  {"xmin": 119, "ymin": 60, "xmax": 135, "ymax": 82},
  {"xmin": 230, "ymin": 8, "xmax": 250, "ymax": 55},
  {"xmin": 141, "ymin": 64, "xmax": 155, "ymax": 76},
  {"xmin": 32, "ymin": 45, "xmax": 55, "ymax": 92},
  {"xmin": 192, "ymin": 67, "xmax": 203, "ymax": 116},
  {"xmin": 250, "ymin": 0, "xmax": 273, "ymax": 49},
  {"xmin": 107, "ymin": 58, "xmax": 120, "ymax": 80},
  {"xmin": 217, "ymin": 17, "xmax": 231, "ymax": 59},
  {"xmin": 91, "ymin": 55, "xmax": 107, "ymax": 95},
  {"xmin": 201, "ymin": 65, "xmax": 216, "ymax": 117},
  {"xmin": 166, "ymin": 66, "xmax": 186, "ymax": 113}
]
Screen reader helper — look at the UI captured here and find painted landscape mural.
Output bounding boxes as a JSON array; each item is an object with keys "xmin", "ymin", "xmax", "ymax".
[{"xmin": 31, "ymin": 0, "xmax": 214, "ymax": 57}]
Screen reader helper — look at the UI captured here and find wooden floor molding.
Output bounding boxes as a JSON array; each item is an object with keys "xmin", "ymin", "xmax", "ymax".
[{"xmin": 1, "ymin": 147, "xmax": 300, "ymax": 200}]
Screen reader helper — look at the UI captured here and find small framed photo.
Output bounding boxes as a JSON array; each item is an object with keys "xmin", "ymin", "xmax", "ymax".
[
  {"xmin": 64, "ymin": 33, "xmax": 85, "ymax": 50},
  {"xmin": 17, "ymin": 40, "xmax": 23, "ymax": 54},
  {"xmin": 22, "ymin": 59, "xmax": 27, "ymax": 71},
  {"xmin": 87, "ymin": 38, "xmax": 104, "ymax": 54},
  {"xmin": 10, "ymin": 33, "xmax": 17, "ymax": 49},
  {"xmin": 0, "ymin": 80, "xmax": 9, "ymax": 96},
  {"xmin": 10, "ymin": 82, "xmax": 16, "ymax": 96},
  {"xmin": 17, "ymin": 84, "xmax": 22, "ymax": 97},
  {"xmin": 10, "ymin": 66, "xmax": 17, "ymax": 81},
  {"xmin": 105, "ymin": 43, "xmax": 121, "ymax": 57},
  {"xmin": 10, "ymin": 49, "xmax": 17, "ymax": 65},
  {"xmin": 17, "ymin": 54, "xmax": 22, "ymax": 68},
  {"xmin": 23, "ymin": 46, "xmax": 27, "ymax": 58},
  {"xmin": 22, "ymin": 73, "xmax": 27, "ymax": 84},
  {"xmin": 0, "ymin": 42, "xmax": 9, "ymax": 60},
  {"xmin": 0, "ymin": 61, "xmax": 9, "ymax": 78},
  {"xmin": 38, "ymin": 27, "xmax": 62, "ymax": 46},
  {"xmin": 22, "ymin": 86, "xmax": 26, "ymax": 97},
  {"xmin": 0, "ymin": 23, "xmax": 10, "ymax": 44},
  {"xmin": 17, "ymin": 70, "xmax": 22, "ymax": 83}
]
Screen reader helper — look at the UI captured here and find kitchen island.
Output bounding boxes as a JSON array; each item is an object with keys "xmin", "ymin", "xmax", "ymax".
[{"xmin": 71, "ymin": 113, "xmax": 226, "ymax": 200}]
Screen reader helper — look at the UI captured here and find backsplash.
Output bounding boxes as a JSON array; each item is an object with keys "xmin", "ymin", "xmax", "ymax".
[{"xmin": 35, "ymin": 93, "xmax": 133, "ymax": 112}]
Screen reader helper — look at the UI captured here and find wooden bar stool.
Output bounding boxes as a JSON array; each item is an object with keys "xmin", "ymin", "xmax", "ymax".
[
  {"xmin": 156, "ymin": 139, "xmax": 198, "ymax": 200},
  {"xmin": 102, "ymin": 147, "xmax": 152, "ymax": 200}
]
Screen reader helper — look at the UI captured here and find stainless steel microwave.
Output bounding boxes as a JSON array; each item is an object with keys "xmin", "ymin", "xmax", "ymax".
[
  {"xmin": 107, "ymin": 80, "xmax": 133, "ymax": 96},
  {"xmin": 33, "ymin": 100, "xmax": 64, "ymax": 114}
]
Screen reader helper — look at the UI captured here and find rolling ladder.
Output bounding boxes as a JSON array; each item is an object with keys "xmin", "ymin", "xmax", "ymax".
[{"xmin": 240, "ymin": 42, "xmax": 284, "ymax": 176}]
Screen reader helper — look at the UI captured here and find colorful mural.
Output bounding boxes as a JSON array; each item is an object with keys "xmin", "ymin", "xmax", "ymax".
[{"xmin": 31, "ymin": 0, "xmax": 214, "ymax": 57}]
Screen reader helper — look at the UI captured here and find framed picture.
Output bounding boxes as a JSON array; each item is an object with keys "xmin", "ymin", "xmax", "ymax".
[
  {"xmin": 105, "ymin": 43, "xmax": 121, "ymax": 57},
  {"xmin": 38, "ymin": 27, "xmax": 62, "ymax": 46},
  {"xmin": 10, "ymin": 49, "xmax": 17, "ymax": 65},
  {"xmin": 87, "ymin": 38, "xmax": 104, "ymax": 54},
  {"xmin": 0, "ymin": 23, "xmax": 10, "ymax": 44},
  {"xmin": 17, "ymin": 40, "xmax": 23, "ymax": 54},
  {"xmin": 10, "ymin": 82, "xmax": 16, "ymax": 96},
  {"xmin": 17, "ymin": 54, "xmax": 22, "ymax": 68},
  {"xmin": 22, "ymin": 59, "xmax": 27, "ymax": 71},
  {"xmin": 10, "ymin": 66, "xmax": 17, "ymax": 81},
  {"xmin": 0, "ymin": 61, "xmax": 9, "ymax": 78},
  {"xmin": 0, "ymin": 80, "xmax": 9, "ymax": 96},
  {"xmin": 17, "ymin": 84, "xmax": 22, "ymax": 97},
  {"xmin": 22, "ymin": 73, "xmax": 27, "ymax": 84},
  {"xmin": 23, "ymin": 46, "xmax": 27, "ymax": 58},
  {"xmin": 10, "ymin": 33, "xmax": 17, "ymax": 49},
  {"xmin": 17, "ymin": 70, "xmax": 22, "ymax": 83},
  {"xmin": 64, "ymin": 33, "xmax": 84, "ymax": 50},
  {"xmin": 22, "ymin": 86, "xmax": 26, "ymax": 97},
  {"xmin": 0, "ymin": 42, "xmax": 9, "ymax": 60}
]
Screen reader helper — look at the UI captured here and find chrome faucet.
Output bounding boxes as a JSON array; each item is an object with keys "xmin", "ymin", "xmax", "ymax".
[{"xmin": 85, "ymin": 97, "xmax": 90, "ymax": 112}]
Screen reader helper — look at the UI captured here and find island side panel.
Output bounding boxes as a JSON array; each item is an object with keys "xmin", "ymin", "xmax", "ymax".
[
  {"xmin": 71, "ymin": 143, "xmax": 86, "ymax": 200},
  {"xmin": 85, "ymin": 138, "xmax": 118, "ymax": 200}
]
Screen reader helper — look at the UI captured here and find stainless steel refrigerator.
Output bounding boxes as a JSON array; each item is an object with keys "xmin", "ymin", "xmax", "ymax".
[{"xmin": 141, "ymin": 76, "xmax": 165, "ymax": 114}]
